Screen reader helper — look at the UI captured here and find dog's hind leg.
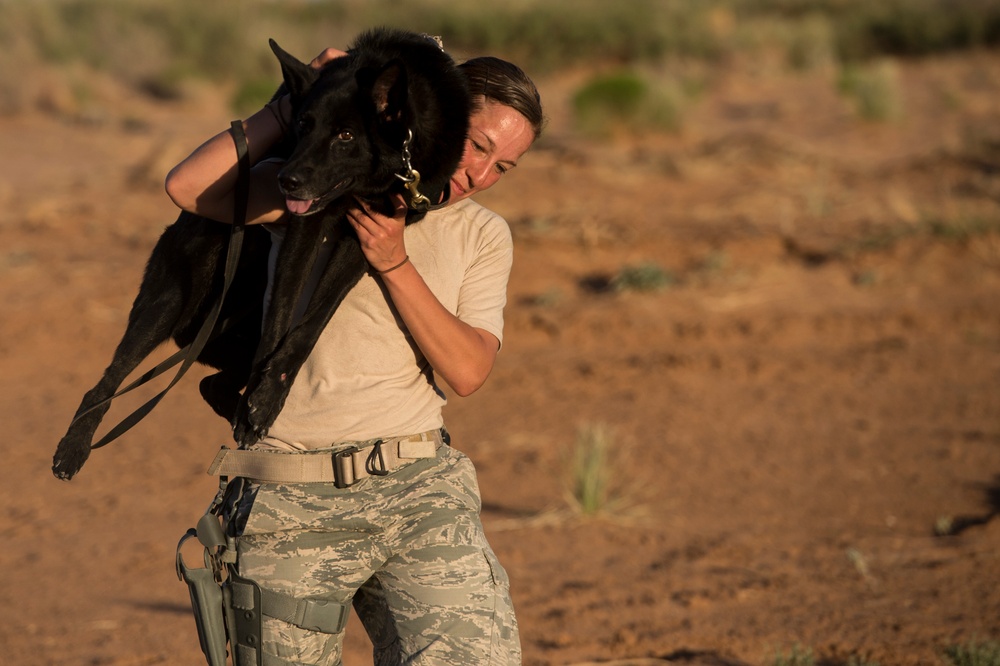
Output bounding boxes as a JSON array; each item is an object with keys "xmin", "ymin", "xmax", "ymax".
[
  {"xmin": 234, "ymin": 233, "xmax": 367, "ymax": 446},
  {"xmin": 52, "ymin": 290, "xmax": 187, "ymax": 480},
  {"xmin": 53, "ymin": 215, "xmax": 227, "ymax": 480}
]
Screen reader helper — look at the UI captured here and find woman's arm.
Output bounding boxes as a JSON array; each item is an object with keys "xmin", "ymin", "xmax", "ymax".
[
  {"xmin": 164, "ymin": 47, "xmax": 348, "ymax": 225},
  {"xmin": 347, "ymin": 199, "xmax": 500, "ymax": 396},
  {"xmin": 164, "ymin": 97, "xmax": 291, "ymax": 225}
]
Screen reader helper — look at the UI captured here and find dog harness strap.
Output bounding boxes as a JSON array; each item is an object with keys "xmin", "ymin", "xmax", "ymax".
[
  {"xmin": 88, "ymin": 121, "xmax": 252, "ymax": 451},
  {"xmin": 207, "ymin": 430, "xmax": 443, "ymax": 484}
]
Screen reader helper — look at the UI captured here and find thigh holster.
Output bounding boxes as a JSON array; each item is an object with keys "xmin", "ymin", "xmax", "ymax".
[
  {"xmin": 177, "ymin": 512, "xmax": 350, "ymax": 666},
  {"xmin": 177, "ymin": 519, "xmax": 236, "ymax": 666}
]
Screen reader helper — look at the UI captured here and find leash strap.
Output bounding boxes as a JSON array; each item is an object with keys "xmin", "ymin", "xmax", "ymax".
[
  {"xmin": 88, "ymin": 120, "xmax": 251, "ymax": 450},
  {"xmin": 69, "ymin": 307, "xmax": 250, "ymax": 423}
]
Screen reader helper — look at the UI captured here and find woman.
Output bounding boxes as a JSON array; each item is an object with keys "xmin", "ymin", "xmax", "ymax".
[{"xmin": 166, "ymin": 44, "xmax": 543, "ymax": 666}]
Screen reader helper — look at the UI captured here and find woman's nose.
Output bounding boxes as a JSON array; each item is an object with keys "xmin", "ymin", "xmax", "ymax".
[{"xmin": 467, "ymin": 159, "xmax": 491, "ymax": 188}]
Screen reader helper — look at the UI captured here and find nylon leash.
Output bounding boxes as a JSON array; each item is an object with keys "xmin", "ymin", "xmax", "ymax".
[{"xmin": 85, "ymin": 120, "xmax": 251, "ymax": 450}]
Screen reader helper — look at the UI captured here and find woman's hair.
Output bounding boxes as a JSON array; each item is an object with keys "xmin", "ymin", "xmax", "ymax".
[{"xmin": 459, "ymin": 56, "xmax": 545, "ymax": 141}]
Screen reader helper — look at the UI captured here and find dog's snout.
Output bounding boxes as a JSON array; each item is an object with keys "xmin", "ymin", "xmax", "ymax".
[{"xmin": 278, "ymin": 169, "xmax": 311, "ymax": 195}]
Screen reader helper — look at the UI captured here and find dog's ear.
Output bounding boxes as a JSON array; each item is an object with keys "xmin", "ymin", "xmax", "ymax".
[
  {"xmin": 269, "ymin": 39, "xmax": 318, "ymax": 100},
  {"xmin": 369, "ymin": 60, "xmax": 408, "ymax": 124}
]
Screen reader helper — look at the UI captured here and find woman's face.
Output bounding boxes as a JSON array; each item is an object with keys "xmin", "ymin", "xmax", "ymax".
[{"xmin": 449, "ymin": 98, "xmax": 535, "ymax": 203}]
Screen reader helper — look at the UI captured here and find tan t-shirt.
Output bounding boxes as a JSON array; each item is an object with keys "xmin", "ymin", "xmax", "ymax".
[{"xmin": 257, "ymin": 198, "xmax": 512, "ymax": 451}]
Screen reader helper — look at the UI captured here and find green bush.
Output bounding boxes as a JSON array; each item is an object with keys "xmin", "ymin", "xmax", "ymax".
[
  {"xmin": 231, "ymin": 78, "xmax": 280, "ymax": 117},
  {"xmin": 785, "ymin": 13, "xmax": 836, "ymax": 71},
  {"xmin": 572, "ymin": 71, "xmax": 684, "ymax": 137},
  {"xmin": 838, "ymin": 60, "xmax": 902, "ymax": 121},
  {"xmin": 6, "ymin": 0, "xmax": 1000, "ymax": 112},
  {"xmin": 830, "ymin": 0, "xmax": 1000, "ymax": 61},
  {"xmin": 612, "ymin": 262, "xmax": 677, "ymax": 293},
  {"xmin": 944, "ymin": 639, "xmax": 1000, "ymax": 666},
  {"xmin": 18, "ymin": 0, "xmax": 252, "ymax": 82},
  {"xmin": 768, "ymin": 644, "xmax": 815, "ymax": 666},
  {"xmin": 573, "ymin": 72, "xmax": 646, "ymax": 134},
  {"xmin": 569, "ymin": 423, "xmax": 614, "ymax": 516},
  {"xmin": 411, "ymin": 0, "xmax": 724, "ymax": 70}
]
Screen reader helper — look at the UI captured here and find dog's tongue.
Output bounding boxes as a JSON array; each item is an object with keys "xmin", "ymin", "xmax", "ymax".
[{"xmin": 286, "ymin": 197, "xmax": 314, "ymax": 215}]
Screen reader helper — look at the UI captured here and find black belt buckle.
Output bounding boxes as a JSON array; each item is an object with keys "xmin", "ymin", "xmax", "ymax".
[
  {"xmin": 333, "ymin": 446, "xmax": 359, "ymax": 489},
  {"xmin": 365, "ymin": 440, "xmax": 389, "ymax": 477}
]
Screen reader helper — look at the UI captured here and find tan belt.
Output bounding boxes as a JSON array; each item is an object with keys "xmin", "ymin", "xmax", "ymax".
[{"xmin": 207, "ymin": 429, "xmax": 444, "ymax": 488}]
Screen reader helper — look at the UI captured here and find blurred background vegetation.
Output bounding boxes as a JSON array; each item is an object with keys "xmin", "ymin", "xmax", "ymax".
[{"xmin": 1, "ymin": 0, "xmax": 999, "ymax": 130}]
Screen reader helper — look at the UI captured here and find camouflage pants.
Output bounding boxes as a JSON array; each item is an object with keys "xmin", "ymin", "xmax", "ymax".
[{"xmin": 232, "ymin": 443, "xmax": 520, "ymax": 665}]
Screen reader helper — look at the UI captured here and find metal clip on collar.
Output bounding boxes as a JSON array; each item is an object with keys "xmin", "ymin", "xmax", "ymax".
[{"xmin": 395, "ymin": 129, "xmax": 432, "ymax": 212}]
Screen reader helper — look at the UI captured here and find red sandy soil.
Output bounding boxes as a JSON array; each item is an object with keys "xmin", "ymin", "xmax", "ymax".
[{"xmin": 1, "ymin": 51, "xmax": 999, "ymax": 665}]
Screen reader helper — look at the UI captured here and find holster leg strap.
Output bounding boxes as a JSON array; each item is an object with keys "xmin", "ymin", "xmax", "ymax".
[
  {"xmin": 228, "ymin": 574, "xmax": 350, "ymax": 666},
  {"xmin": 260, "ymin": 588, "xmax": 350, "ymax": 634}
]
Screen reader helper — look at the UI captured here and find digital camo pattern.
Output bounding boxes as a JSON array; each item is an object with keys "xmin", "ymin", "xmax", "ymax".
[{"xmin": 234, "ymin": 444, "xmax": 520, "ymax": 665}]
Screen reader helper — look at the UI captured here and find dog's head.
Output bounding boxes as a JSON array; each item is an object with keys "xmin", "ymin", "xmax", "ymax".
[{"xmin": 270, "ymin": 30, "xmax": 470, "ymax": 220}]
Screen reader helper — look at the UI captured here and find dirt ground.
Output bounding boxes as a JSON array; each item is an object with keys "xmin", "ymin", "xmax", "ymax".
[{"xmin": 1, "ymin": 50, "xmax": 999, "ymax": 666}]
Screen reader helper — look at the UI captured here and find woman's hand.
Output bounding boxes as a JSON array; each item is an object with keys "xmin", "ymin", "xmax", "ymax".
[
  {"xmin": 346, "ymin": 196, "xmax": 409, "ymax": 273},
  {"xmin": 347, "ymin": 194, "xmax": 500, "ymax": 396},
  {"xmin": 310, "ymin": 48, "xmax": 348, "ymax": 70}
]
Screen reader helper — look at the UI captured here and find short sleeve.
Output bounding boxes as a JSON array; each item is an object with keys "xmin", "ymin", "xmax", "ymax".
[{"xmin": 456, "ymin": 211, "xmax": 513, "ymax": 348}]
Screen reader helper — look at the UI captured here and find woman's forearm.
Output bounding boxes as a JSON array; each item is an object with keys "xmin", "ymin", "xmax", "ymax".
[
  {"xmin": 343, "ymin": 199, "xmax": 500, "ymax": 396},
  {"xmin": 164, "ymin": 96, "xmax": 291, "ymax": 225},
  {"xmin": 379, "ymin": 264, "xmax": 499, "ymax": 397}
]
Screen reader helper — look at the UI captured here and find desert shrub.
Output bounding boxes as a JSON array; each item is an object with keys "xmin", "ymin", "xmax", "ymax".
[
  {"xmin": 6, "ymin": 0, "xmax": 1000, "ymax": 112},
  {"xmin": 231, "ymin": 78, "xmax": 281, "ymax": 117},
  {"xmin": 927, "ymin": 217, "xmax": 1000, "ymax": 242},
  {"xmin": 18, "ymin": 0, "xmax": 251, "ymax": 83},
  {"xmin": 729, "ymin": 0, "xmax": 1000, "ymax": 65},
  {"xmin": 572, "ymin": 71, "xmax": 684, "ymax": 137},
  {"xmin": 829, "ymin": 0, "xmax": 1000, "ymax": 62},
  {"xmin": 612, "ymin": 262, "xmax": 677, "ymax": 293},
  {"xmin": 768, "ymin": 644, "xmax": 815, "ymax": 666},
  {"xmin": 408, "ymin": 0, "xmax": 724, "ymax": 70},
  {"xmin": 766, "ymin": 645, "xmax": 881, "ymax": 666},
  {"xmin": 568, "ymin": 423, "xmax": 615, "ymax": 516},
  {"xmin": 838, "ymin": 60, "xmax": 902, "ymax": 121},
  {"xmin": 573, "ymin": 72, "xmax": 645, "ymax": 134},
  {"xmin": 785, "ymin": 13, "xmax": 836, "ymax": 71},
  {"xmin": 944, "ymin": 639, "xmax": 1000, "ymax": 666}
]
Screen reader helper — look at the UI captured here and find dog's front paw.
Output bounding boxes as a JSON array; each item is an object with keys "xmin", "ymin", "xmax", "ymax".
[
  {"xmin": 232, "ymin": 370, "xmax": 289, "ymax": 447},
  {"xmin": 231, "ymin": 394, "xmax": 273, "ymax": 448},
  {"xmin": 231, "ymin": 396, "xmax": 255, "ymax": 446},
  {"xmin": 232, "ymin": 406, "xmax": 267, "ymax": 448},
  {"xmin": 52, "ymin": 436, "xmax": 91, "ymax": 481}
]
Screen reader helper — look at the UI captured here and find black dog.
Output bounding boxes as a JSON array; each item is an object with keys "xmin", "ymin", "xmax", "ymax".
[{"xmin": 52, "ymin": 28, "xmax": 470, "ymax": 479}]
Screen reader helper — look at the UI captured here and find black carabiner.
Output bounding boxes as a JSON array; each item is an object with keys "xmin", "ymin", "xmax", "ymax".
[{"xmin": 365, "ymin": 440, "xmax": 389, "ymax": 476}]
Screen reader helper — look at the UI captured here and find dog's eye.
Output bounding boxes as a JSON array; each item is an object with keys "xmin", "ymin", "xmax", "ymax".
[{"xmin": 337, "ymin": 130, "xmax": 354, "ymax": 142}]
